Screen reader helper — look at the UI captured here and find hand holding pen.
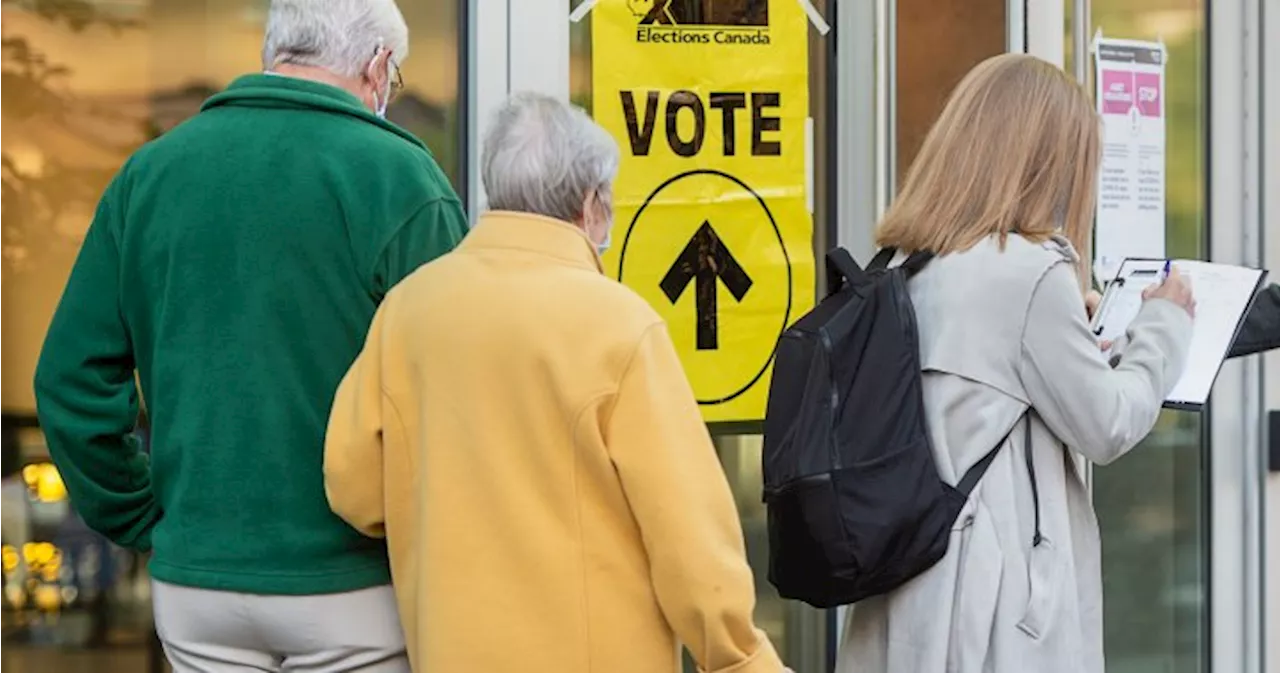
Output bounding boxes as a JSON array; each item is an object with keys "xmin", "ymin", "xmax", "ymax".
[{"xmin": 1143, "ymin": 261, "xmax": 1197, "ymax": 318}]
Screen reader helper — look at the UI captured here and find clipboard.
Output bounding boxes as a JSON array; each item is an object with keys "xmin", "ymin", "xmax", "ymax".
[{"xmin": 1090, "ymin": 257, "xmax": 1268, "ymax": 411}]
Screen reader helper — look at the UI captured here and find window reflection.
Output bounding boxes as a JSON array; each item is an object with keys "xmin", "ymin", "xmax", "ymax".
[
  {"xmin": 392, "ymin": 0, "xmax": 462, "ymax": 190},
  {"xmin": 1082, "ymin": 2, "xmax": 1208, "ymax": 672},
  {"xmin": 1, "ymin": 1, "xmax": 463, "ymax": 669},
  {"xmin": 716, "ymin": 434, "xmax": 786, "ymax": 642},
  {"xmin": 895, "ymin": 0, "xmax": 1006, "ymax": 183}
]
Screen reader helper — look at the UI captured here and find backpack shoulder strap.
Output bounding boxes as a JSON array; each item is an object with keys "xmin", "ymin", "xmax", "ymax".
[
  {"xmin": 868, "ymin": 248, "xmax": 934, "ymax": 276},
  {"xmin": 899, "ymin": 250, "xmax": 935, "ymax": 276},
  {"xmin": 956, "ymin": 413, "xmax": 1044, "ymax": 548},
  {"xmin": 956, "ymin": 413, "xmax": 1023, "ymax": 497},
  {"xmin": 956, "ymin": 443, "xmax": 1002, "ymax": 497},
  {"xmin": 868, "ymin": 247, "xmax": 896, "ymax": 271},
  {"xmin": 825, "ymin": 247, "xmax": 866, "ymax": 296}
]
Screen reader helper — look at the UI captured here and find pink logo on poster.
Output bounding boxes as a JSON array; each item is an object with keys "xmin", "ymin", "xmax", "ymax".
[
  {"xmin": 1134, "ymin": 72, "xmax": 1161, "ymax": 117},
  {"xmin": 1100, "ymin": 69, "xmax": 1134, "ymax": 115}
]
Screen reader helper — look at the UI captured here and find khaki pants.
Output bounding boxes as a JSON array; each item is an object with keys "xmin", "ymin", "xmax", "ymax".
[{"xmin": 152, "ymin": 580, "xmax": 410, "ymax": 673}]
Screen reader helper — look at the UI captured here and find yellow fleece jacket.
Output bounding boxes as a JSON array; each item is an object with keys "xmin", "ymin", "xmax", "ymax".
[{"xmin": 325, "ymin": 211, "xmax": 783, "ymax": 673}]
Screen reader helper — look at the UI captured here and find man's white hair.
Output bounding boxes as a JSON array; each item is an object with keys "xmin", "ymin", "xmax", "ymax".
[
  {"xmin": 482, "ymin": 93, "xmax": 620, "ymax": 224},
  {"xmin": 262, "ymin": 0, "xmax": 409, "ymax": 78}
]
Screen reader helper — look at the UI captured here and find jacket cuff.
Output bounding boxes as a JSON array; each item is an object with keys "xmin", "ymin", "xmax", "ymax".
[
  {"xmin": 1130, "ymin": 297, "xmax": 1195, "ymax": 388},
  {"xmin": 110, "ymin": 525, "xmax": 152, "ymax": 553},
  {"xmin": 1141, "ymin": 298, "xmax": 1187, "ymax": 327},
  {"xmin": 698, "ymin": 636, "xmax": 785, "ymax": 673},
  {"xmin": 129, "ymin": 530, "xmax": 153, "ymax": 553},
  {"xmin": 1131, "ymin": 297, "xmax": 1194, "ymax": 351}
]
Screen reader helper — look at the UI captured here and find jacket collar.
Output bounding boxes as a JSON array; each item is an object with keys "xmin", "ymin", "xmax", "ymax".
[
  {"xmin": 200, "ymin": 74, "xmax": 430, "ymax": 154},
  {"xmin": 461, "ymin": 211, "xmax": 603, "ymax": 274}
]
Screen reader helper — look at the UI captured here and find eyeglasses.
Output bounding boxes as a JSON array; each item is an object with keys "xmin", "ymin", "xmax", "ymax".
[{"xmin": 388, "ymin": 58, "xmax": 404, "ymax": 102}]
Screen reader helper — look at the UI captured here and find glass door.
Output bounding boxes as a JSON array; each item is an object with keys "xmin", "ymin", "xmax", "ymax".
[
  {"xmin": 895, "ymin": 0, "xmax": 1009, "ymax": 183},
  {"xmin": 1065, "ymin": 2, "xmax": 1211, "ymax": 671}
]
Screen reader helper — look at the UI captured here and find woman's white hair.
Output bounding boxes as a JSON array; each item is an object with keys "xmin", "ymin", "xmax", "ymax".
[
  {"xmin": 262, "ymin": 0, "xmax": 409, "ymax": 78},
  {"xmin": 482, "ymin": 93, "xmax": 620, "ymax": 223}
]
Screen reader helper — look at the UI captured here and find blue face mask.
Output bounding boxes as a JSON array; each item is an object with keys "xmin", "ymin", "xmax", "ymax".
[
  {"xmin": 589, "ymin": 189, "xmax": 613, "ymax": 257},
  {"xmin": 596, "ymin": 228, "xmax": 612, "ymax": 257}
]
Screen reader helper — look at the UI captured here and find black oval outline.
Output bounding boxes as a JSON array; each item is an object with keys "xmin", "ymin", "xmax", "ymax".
[{"xmin": 617, "ymin": 169, "xmax": 793, "ymax": 406}]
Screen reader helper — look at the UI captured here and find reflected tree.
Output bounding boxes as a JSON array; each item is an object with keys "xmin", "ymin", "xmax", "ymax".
[
  {"xmin": 2, "ymin": 0, "xmax": 466, "ymax": 263},
  {"xmin": 1, "ymin": 0, "xmax": 143, "ymax": 268}
]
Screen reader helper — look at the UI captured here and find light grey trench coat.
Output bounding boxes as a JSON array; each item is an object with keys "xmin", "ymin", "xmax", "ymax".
[{"xmin": 836, "ymin": 235, "xmax": 1192, "ymax": 673}]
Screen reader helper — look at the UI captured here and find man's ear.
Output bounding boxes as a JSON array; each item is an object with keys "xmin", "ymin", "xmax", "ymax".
[{"xmin": 366, "ymin": 48, "xmax": 389, "ymax": 86}]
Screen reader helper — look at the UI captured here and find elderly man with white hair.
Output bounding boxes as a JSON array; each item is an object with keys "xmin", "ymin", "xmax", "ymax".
[
  {"xmin": 33, "ymin": 0, "xmax": 466, "ymax": 670},
  {"xmin": 325, "ymin": 92, "xmax": 787, "ymax": 673}
]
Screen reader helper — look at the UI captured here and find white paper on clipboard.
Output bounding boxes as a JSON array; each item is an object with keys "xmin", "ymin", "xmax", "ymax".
[{"xmin": 1090, "ymin": 258, "xmax": 1267, "ymax": 409}]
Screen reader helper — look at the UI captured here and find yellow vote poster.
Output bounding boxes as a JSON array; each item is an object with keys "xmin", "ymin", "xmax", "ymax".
[{"xmin": 593, "ymin": 0, "xmax": 816, "ymax": 424}]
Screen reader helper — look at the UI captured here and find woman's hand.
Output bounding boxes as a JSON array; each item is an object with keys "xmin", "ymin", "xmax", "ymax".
[
  {"xmin": 1083, "ymin": 290, "xmax": 1114, "ymax": 351},
  {"xmin": 1085, "ymin": 290, "xmax": 1103, "ymax": 319},
  {"xmin": 1142, "ymin": 266, "xmax": 1197, "ymax": 317}
]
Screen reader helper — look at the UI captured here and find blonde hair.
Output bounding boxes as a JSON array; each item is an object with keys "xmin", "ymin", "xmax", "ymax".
[{"xmin": 876, "ymin": 54, "xmax": 1100, "ymax": 287}]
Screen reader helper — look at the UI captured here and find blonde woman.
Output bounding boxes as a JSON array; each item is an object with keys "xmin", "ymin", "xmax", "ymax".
[{"xmin": 836, "ymin": 55, "xmax": 1194, "ymax": 673}]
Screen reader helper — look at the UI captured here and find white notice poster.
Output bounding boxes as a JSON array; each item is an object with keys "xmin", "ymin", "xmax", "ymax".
[{"xmin": 1092, "ymin": 37, "xmax": 1167, "ymax": 281}]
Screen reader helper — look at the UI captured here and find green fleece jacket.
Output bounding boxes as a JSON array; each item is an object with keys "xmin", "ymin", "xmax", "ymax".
[{"xmin": 33, "ymin": 74, "xmax": 467, "ymax": 594}]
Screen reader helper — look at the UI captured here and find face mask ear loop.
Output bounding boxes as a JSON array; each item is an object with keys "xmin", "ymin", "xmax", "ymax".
[
  {"xmin": 592, "ymin": 188, "xmax": 614, "ymax": 256},
  {"xmin": 368, "ymin": 41, "xmax": 391, "ymax": 118}
]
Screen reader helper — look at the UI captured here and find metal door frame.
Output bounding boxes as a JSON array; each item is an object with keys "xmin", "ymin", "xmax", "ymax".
[
  {"xmin": 467, "ymin": 0, "xmax": 571, "ymax": 219},
  {"xmin": 1262, "ymin": 0, "xmax": 1280, "ymax": 668},
  {"xmin": 829, "ymin": 1, "xmax": 886, "ymax": 666},
  {"xmin": 1208, "ymin": 0, "xmax": 1267, "ymax": 671}
]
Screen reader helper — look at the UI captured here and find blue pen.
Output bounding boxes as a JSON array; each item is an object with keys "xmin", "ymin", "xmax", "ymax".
[{"xmin": 1161, "ymin": 259, "xmax": 1172, "ymax": 282}]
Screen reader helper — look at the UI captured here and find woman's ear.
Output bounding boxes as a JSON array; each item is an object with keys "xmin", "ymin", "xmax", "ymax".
[
  {"xmin": 580, "ymin": 190, "xmax": 613, "ymax": 244},
  {"xmin": 579, "ymin": 191, "xmax": 599, "ymax": 228}
]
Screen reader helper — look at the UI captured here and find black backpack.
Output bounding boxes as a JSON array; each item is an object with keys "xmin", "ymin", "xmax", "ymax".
[{"xmin": 762, "ymin": 247, "xmax": 1039, "ymax": 608}]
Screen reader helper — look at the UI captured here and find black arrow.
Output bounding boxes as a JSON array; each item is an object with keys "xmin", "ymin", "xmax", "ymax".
[{"xmin": 660, "ymin": 221, "xmax": 753, "ymax": 350}]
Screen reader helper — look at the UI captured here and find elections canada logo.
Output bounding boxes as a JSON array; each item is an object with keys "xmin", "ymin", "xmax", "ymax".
[{"xmin": 629, "ymin": 0, "xmax": 771, "ymax": 46}]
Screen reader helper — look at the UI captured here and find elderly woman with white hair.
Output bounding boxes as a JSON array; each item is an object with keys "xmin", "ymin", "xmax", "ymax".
[{"xmin": 325, "ymin": 92, "xmax": 787, "ymax": 673}]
